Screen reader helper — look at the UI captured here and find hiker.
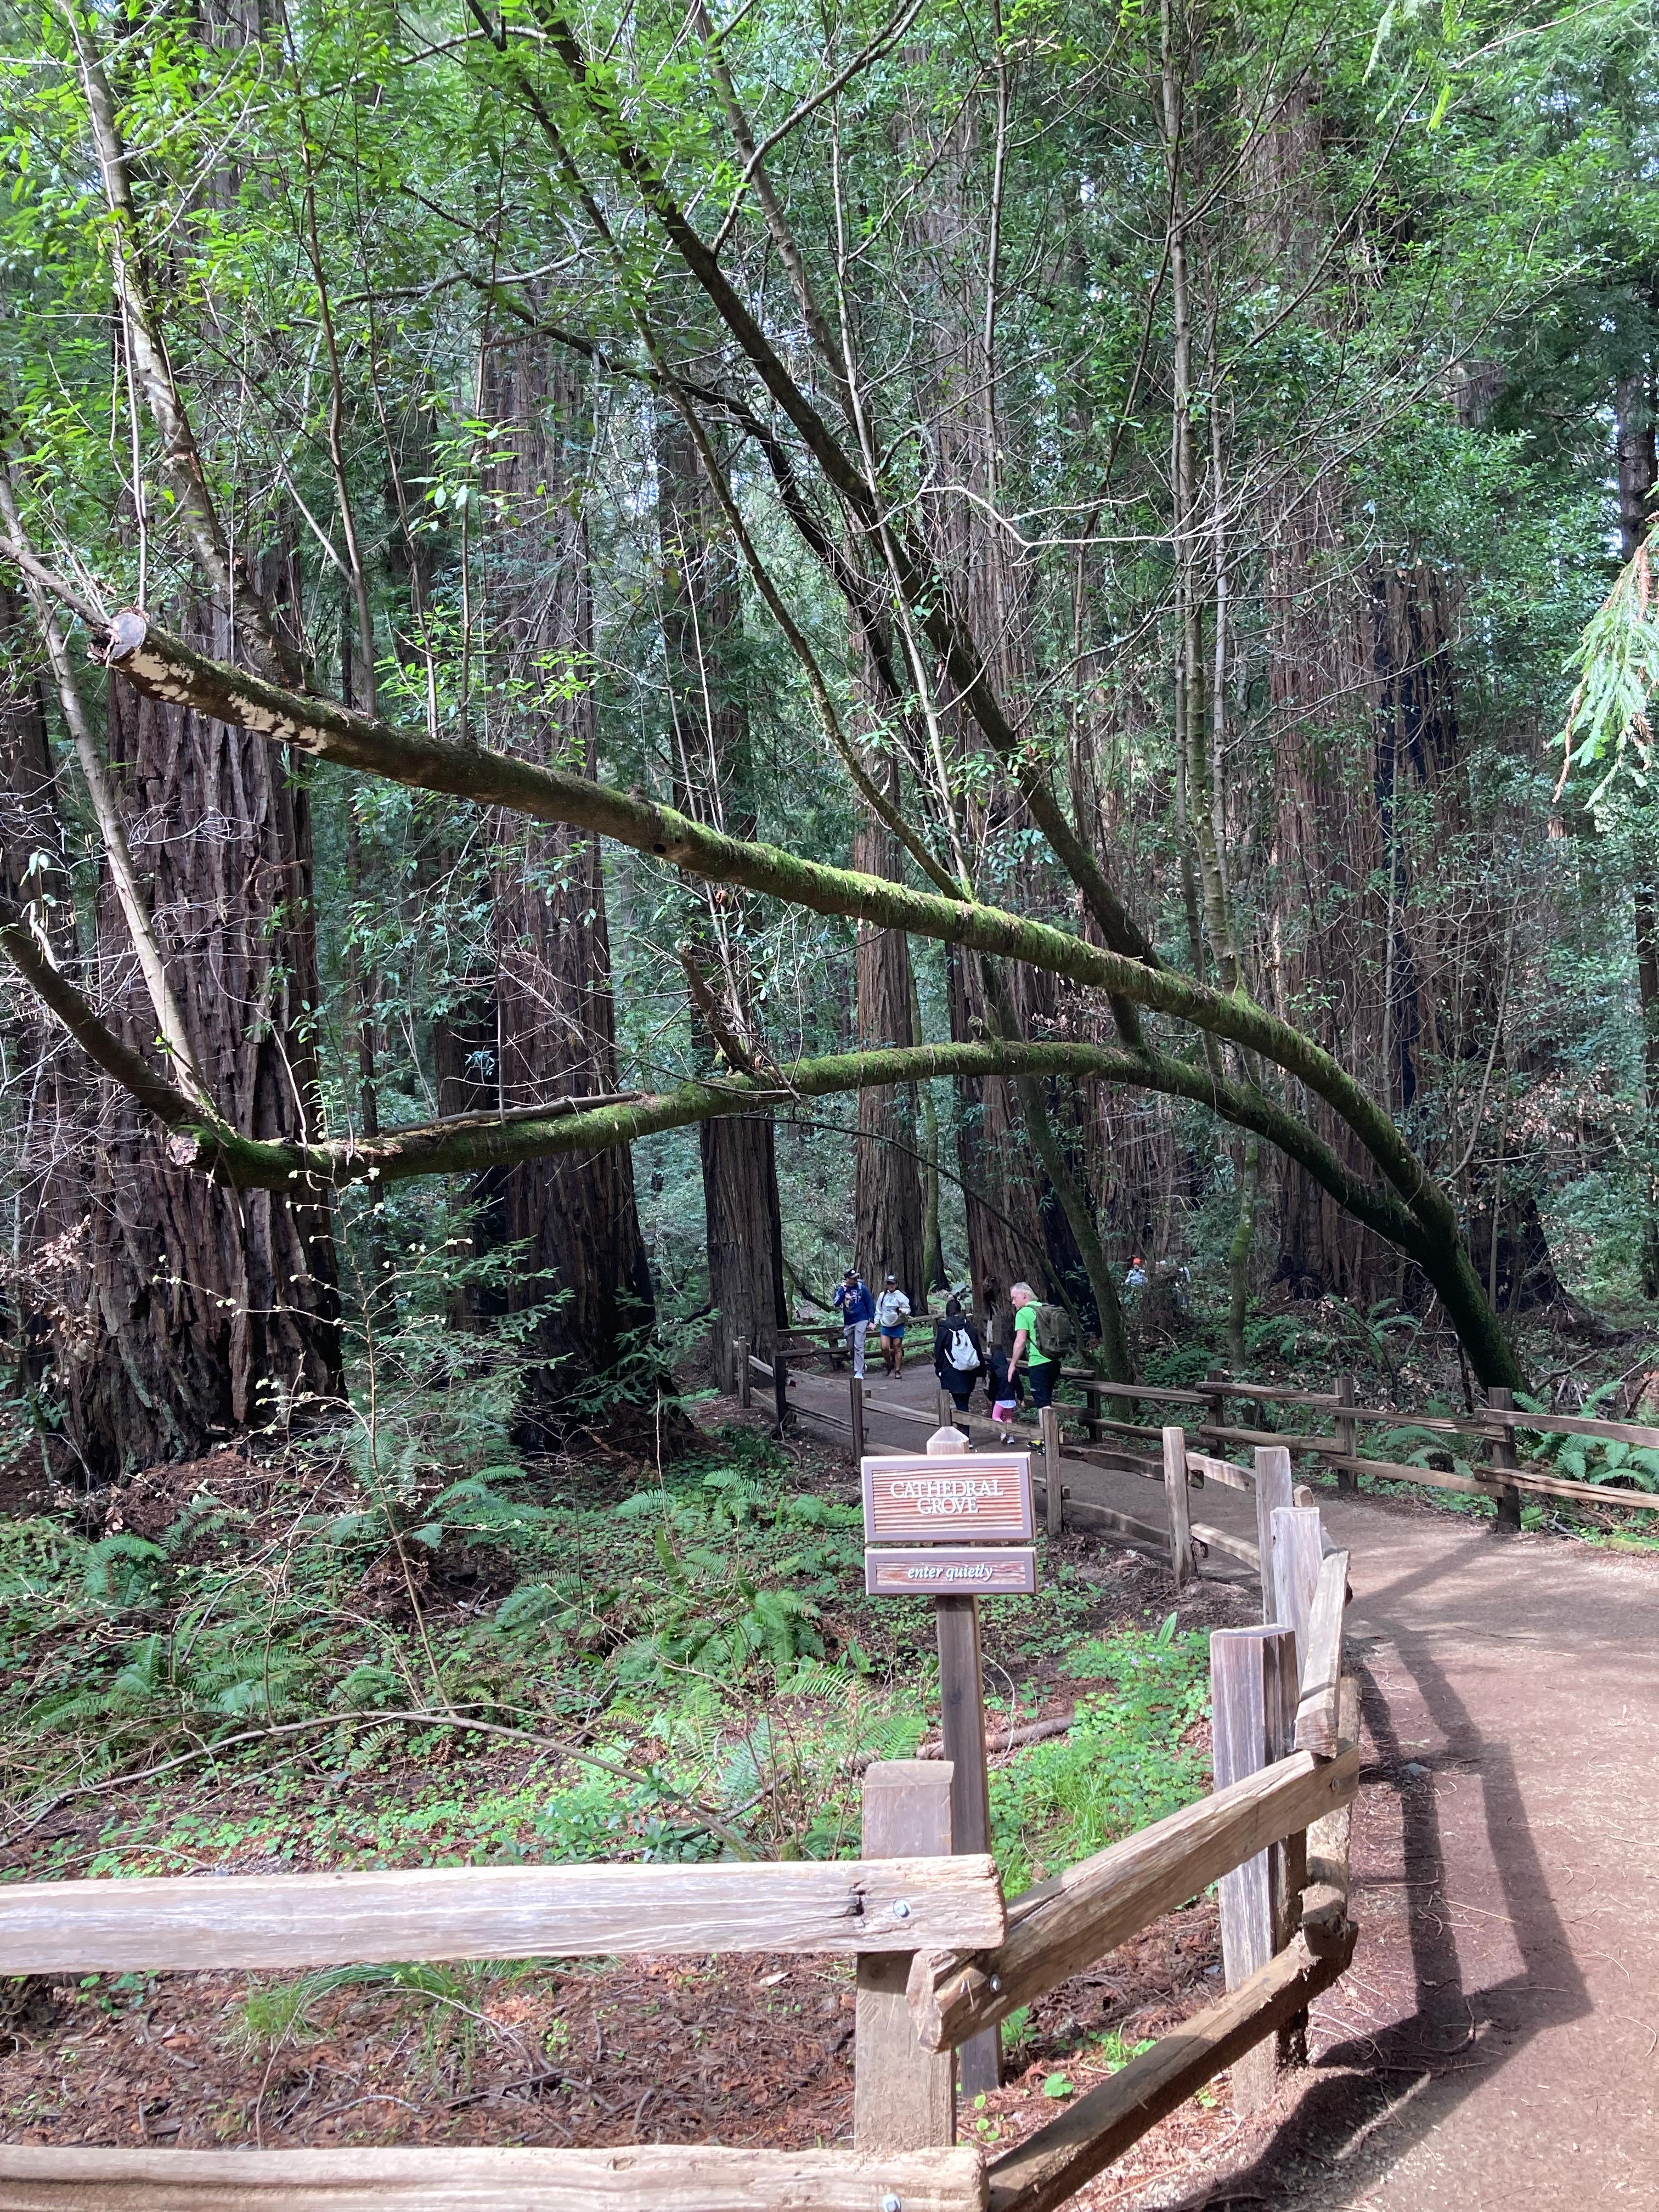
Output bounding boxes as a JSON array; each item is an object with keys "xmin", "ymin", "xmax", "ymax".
[
  {"xmin": 1006, "ymin": 1277, "xmax": 1070, "ymax": 1412},
  {"xmin": 1124, "ymin": 1254, "xmax": 1148, "ymax": 1289},
  {"xmin": 986, "ymin": 1341, "xmax": 1022, "ymax": 1425},
  {"xmin": 933, "ymin": 1294, "xmax": 985, "ymax": 1432},
  {"xmin": 874, "ymin": 1273, "xmax": 912, "ymax": 1375},
  {"xmin": 833, "ymin": 1267, "xmax": 874, "ymax": 1379}
]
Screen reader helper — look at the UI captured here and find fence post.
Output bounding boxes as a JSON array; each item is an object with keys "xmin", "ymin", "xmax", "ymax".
[
  {"xmin": 854, "ymin": 1759, "xmax": 956, "ymax": 2152},
  {"xmin": 1041, "ymin": 1403, "xmax": 1064, "ymax": 1538},
  {"xmin": 1162, "ymin": 1424, "xmax": 1193, "ymax": 1591},
  {"xmin": 1271, "ymin": 1505, "xmax": 1324, "ymax": 1675},
  {"xmin": 1201, "ymin": 1365, "xmax": 1228, "ymax": 1444},
  {"xmin": 1210, "ymin": 1625, "xmax": 1301, "ymax": 2111},
  {"xmin": 735, "ymin": 1336, "xmax": 751, "ymax": 1409},
  {"xmin": 1335, "ymin": 1372, "xmax": 1357, "ymax": 1497},
  {"xmin": 1486, "ymin": 1384, "xmax": 1522, "ymax": 1533},
  {"xmin": 849, "ymin": 1370, "xmax": 866, "ymax": 1465},
  {"xmin": 935, "ymin": 1595, "xmax": 1001, "ymax": 2101},
  {"xmin": 1254, "ymin": 1446, "xmax": 1294, "ymax": 1621},
  {"xmin": 772, "ymin": 1352, "xmax": 789, "ymax": 1438}
]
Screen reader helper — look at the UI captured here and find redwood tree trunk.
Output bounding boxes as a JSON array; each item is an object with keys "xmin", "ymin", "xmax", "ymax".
[
  {"xmin": 853, "ymin": 795, "xmax": 926, "ymax": 1304},
  {"xmin": 478, "ymin": 338, "xmax": 656, "ymax": 1426},
  {"xmin": 47, "ymin": 589, "xmax": 342, "ymax": 1476},
  {"xmin": 657, "ymin": 401, "xmax": 787, "ymax": 1359},
  {"xmin": 0, "ymin": 580, "xmax": 83, "ymax": 1432},
  {"xmin": 1616, "ymin": 366, "xmax": 1659, "ymax": 1293}
]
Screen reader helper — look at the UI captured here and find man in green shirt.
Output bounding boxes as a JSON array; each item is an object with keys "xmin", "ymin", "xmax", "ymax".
[{"xmin": 1005, "ymin": 1278, "xmax": 1054, "ymax": 1411}]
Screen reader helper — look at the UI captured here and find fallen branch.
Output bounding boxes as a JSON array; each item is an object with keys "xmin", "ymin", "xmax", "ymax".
[{"xmin": 0, "ymin": 1708, "xmax": 755, "ymax": 1858}]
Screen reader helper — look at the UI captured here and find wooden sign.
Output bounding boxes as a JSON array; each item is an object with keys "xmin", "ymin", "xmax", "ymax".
[
  {"xmin": 860, "ymin": 1453, "xmax": 1035, "ymax": 1544},
  {"xmin": 865, "ymin": 1548, "xmax": 1038, "ymax": 1598}
]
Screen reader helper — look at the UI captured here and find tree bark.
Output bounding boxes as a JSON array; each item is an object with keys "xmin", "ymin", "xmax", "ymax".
[
  {"xmin": 472, "ymin": 337, "xmax": 656, "ymax": 1426},
  {"xmin": 52, "ymin": 600, "xmax": 342, "ymax": 1476},
  {"xmin": 853, "ymin": 781, "xmax": 926, "ymax": 1304},
  {"xmin": 1615, "ymin": 368, "xmax": 1659, "ymax": 1292},
  {"xmin": 0, "ymin": 580, "xmax": 83, "ymax": 1427},
  {"xmin": 657, "ymin": 396, "xmax": 788, "ymax": 1358}
]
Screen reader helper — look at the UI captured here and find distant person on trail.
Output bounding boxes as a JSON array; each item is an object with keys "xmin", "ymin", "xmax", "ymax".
[
  {"xmin": 1125, "ymin": 1254, "xmax": 1148, "ymax": 1289},
  {"xmin": 833, "ymin": 1267, "xmax": 874, "ymax": 1379},
  {"xmin": 933, "ymin": 1295, "xmax": 985, "ymax": 1433},
  {"xmin": 875, "ymin": 1274, "xmax": 912, "ymax": 1375},
  {"xmin": 1006, "ymin": 1277, "xmax": 1069, "ymax": 1413}
]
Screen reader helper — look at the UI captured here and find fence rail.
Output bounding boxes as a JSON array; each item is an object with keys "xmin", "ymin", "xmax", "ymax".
[
  {"xmin": 0, "ymin": 2145, "xmax": 989, "ymax": 2211},
  {"xmin": 0, "ymin": 1856, "xmax": 1004, "ymax": 1976},
  {"xmin": 1040, "ymin": 1368, "xmax": 1659, "ymax": 1515},
  {"xmin": 907, "ymin": 1743, "xmax": 1357, "ymax": 2053},
  {"xmin": 983, "ymin": 1926, "xmax": 1353, "ymax": 2212}
]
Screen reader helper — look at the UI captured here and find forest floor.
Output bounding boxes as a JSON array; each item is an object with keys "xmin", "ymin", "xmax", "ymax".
[
  {"xmin": 0, "ymin": 1400, "xmax": 1262, "ymax": 2205},
  {"xmin": 794, "ymin": 1361, "xmax": 1659, "ymax": 2208},
  {"xmin": 2, "ymin": 1365, "xmax": 1654, "ymax": 2208}
]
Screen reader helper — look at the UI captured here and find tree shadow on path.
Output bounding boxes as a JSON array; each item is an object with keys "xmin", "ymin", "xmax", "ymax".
[{"xmin": 1165, "ymin": 1550, "xmax": 1590, "ymax": 2209}]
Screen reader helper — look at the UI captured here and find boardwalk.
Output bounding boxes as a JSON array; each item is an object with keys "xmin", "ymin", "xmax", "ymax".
[{"xmin": 789, "ymin": 1362, "xmax": 1659, "ymax": 2210}]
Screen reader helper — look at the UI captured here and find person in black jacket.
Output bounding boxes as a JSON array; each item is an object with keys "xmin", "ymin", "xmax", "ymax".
[{"xmin": 933, "ymin": 1295, "xmax": 986, "ymax": 1433}]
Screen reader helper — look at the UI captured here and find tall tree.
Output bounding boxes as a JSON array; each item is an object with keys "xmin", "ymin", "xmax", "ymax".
[
  {"xmin": 657, "ymin": 398, "xmax": 788, "ymax": 1362},
  {"xmin": 852, "ymin": 788, "xmax": 926, "ymax": 1302},
  {"xmin": 473, "ymin": 335, "xmax": 657, "ymax": 1421}
]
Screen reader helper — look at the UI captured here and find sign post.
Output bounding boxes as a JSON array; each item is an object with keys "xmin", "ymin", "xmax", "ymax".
[{"xmin": 861, "ymin": 1424, "xmax": 1036, "ymax": 2101}]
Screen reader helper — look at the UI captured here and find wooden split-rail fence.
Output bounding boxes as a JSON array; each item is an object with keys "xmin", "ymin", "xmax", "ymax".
[
  {"xmin": 1060, "ymin": 1369, "xmax": 1659, "ymax": 1534},
  {"xmin": 739, "ymin": 1321, "xmax": 1659, "ymax": 1537},
  {"xmin": 0, "ymin": 1470, "xmax": 1359, "ymax": 2211}
]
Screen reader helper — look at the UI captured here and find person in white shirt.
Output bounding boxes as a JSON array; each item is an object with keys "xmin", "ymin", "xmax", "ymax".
[{"xmin": 874, "ymin": 1274, "xmax": 912, "ymax": 1375}]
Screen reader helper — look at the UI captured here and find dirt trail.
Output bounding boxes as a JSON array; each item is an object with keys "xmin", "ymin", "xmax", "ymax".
[{"xmin": 794, "ymin": 1363, "xmax": 1659, "ymax": 2208}]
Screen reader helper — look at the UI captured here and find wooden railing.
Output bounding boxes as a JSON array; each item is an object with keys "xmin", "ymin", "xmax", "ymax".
[
  {"xmin": 1061, "ymin": 1369, "xmax": 1659, "ymax": 1524},
  {"xmin": 0, "ymin": 1487, "xmax": 1359, "ymax": 2211},
  {"xmin": 897, "ymin": 1481, "xmax": 1359, "ymax": 2210},
  {"xmin": 748, "ymin": 1325, "xmax": 1659, "ymax": 1534}
]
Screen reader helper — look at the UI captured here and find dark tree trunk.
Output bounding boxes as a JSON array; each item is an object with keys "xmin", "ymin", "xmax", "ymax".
[
  {"xmin": 476, "ymin": 338, "xmax": 656, "ymax": 1427},
  {"xmin": 945, "ymin": 943, "xmax": 1052, "ymax": 1309},
  {"xmin": 1615, "ymin": 367, "xmax": 1659, "ymax": 1294},
  {"xmin": 656, "ymin": 400, "xmax": 787, "ymax": 1358},
  {"xmin": 0, "ymin": 582, "xmax": 83, "ymax": 1429},
  {"xmin": 853, "ymin": 798, "xmax": 926, "ymax": 1305},
  {"xmin": 46, "ymin": 589, "xmax": 342, "ymax": 1477}
]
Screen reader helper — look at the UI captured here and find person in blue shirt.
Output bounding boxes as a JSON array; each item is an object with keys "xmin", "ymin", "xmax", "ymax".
[{"xmin": 833, "ymin": 1267, "xmax": 875, "ymax": 1379}]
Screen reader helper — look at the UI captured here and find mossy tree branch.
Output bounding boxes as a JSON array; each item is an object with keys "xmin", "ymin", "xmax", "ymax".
[
  {"xmin": 0, "ymin": 899, "xmax": 1518, "ymax": 1387},
  {"xmin": 0, "ymin": 594, "xmax": 1521, "ymax": 1386}
]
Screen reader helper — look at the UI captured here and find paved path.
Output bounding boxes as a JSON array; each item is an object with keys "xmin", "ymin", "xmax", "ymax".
[{"xmin": 791, "ymin": 1362, "xmax": 1659, "ymax": 2209}]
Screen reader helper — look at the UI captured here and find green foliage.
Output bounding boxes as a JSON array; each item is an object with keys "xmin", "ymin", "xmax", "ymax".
[
  {"xmin": 991, "ymin": 1629, "xmax": 1210, "ymax": 1896},
  {"xmin": 1560, "ymin": 546, "xmax": 1659, "ymax": 815}
]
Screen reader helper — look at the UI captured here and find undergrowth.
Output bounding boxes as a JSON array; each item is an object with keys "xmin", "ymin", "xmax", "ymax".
[{"xmin": 0, "ymin": 1412, "xmax": 1211, "ymax": 1885}]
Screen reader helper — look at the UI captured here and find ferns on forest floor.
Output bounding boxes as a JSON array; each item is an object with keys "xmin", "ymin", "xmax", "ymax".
[{"xmin": 0, "ymin": 1418, "xmax": 1211, "ymax": 1880}]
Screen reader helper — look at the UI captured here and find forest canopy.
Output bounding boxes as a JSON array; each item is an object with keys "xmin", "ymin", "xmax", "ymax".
[{"xmin": 2, "ymin": 0, "xmax": 1658, "ymax": 1472}]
